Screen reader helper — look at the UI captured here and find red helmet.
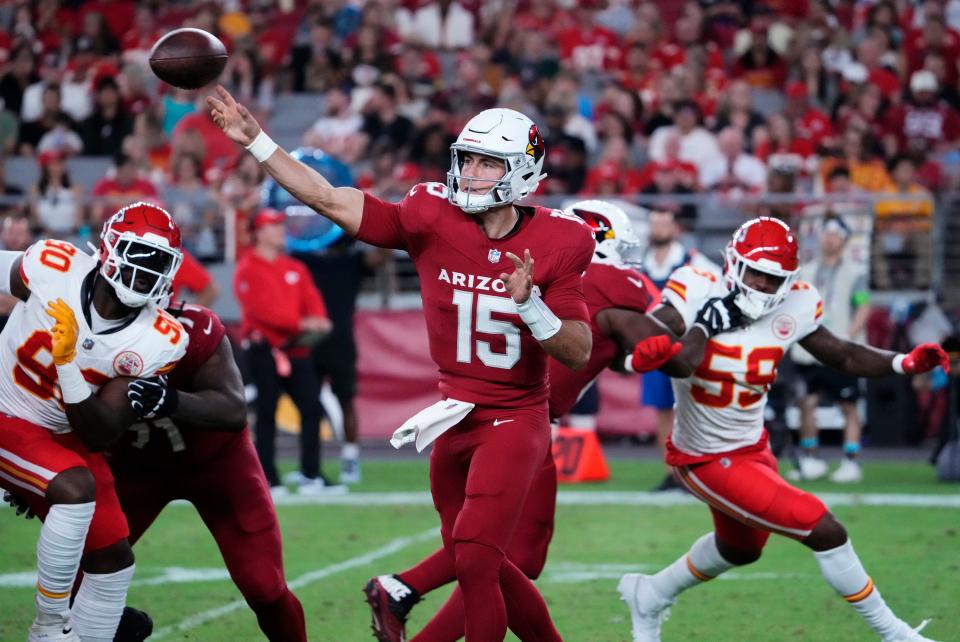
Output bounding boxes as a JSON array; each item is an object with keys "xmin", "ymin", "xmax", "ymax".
[
  {"xmin": 99, "ymin": 202, "xmax": 183, "ymax": 307},
  {"xmin": 723, "ymin": 217, "xmax": 799, "ymax": 318}
]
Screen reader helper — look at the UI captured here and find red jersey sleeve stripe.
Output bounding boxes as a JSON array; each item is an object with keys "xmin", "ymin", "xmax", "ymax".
[
  {"xmin": 815, "ymin": 302, "xmax": 824, "ymax": 320},
  {"xmin": 665, "ymin": 280, "xmax": 687, "ymax": 301}
]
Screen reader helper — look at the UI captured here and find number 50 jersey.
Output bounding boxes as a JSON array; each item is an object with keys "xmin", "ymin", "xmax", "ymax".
[
  {"xmin": 0, "ymin": 240, "xmax": 188, "ymax": 433},
  {"xmin": 660, "ymin": 265, "xmax": 823, "ymax": 457}
]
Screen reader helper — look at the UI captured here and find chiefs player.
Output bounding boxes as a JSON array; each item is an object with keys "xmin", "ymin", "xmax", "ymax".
[
  {"xmin": 619, "ymin": 217, "xmax": 947, "ymax": 642},
  {"xmin": 0, "ymin": 202, "xmax": 187, "ymax": 641},
  {"xmin": 361, "ymin": 201, "xmax": 719, "ymax": 642},
  {"xmin": 105, "ymin": 302, "xmax": 306, "ymax": 642},
  {"xmin": 210, "ymin": 87, "xmax": 591, "ymax": 640}
]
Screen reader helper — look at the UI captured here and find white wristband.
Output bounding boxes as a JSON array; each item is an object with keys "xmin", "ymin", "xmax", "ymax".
[
  {"xmin": 623, "ymin": 354, "xmax": 636, "ymax": 373},
  {"xmin": 56, "ymin": 362, "xmax": 92, "ymax": 404},
  {"xmin": 516, "ymin": 293, "xmax": 562, "ymax": 342},
  {"xmin": 245, "ymin": 130, "xmax": 278, "ymax": 163},
  {"xmin": 891, "ymin": 354, "xmax": 907, "ymax": 374}
]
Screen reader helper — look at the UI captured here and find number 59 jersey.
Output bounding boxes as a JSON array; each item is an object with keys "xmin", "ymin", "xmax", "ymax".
[
  {"xmin": 660, "ymin": 265, "xmax": 823, "ymax": 457},
  {"xmin": 0, "ymin": 240, "xmax": 188, "ymax": 433}
]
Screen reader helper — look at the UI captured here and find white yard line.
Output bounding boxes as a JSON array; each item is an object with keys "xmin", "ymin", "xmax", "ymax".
[
  {"xmin": 253, "ymin": 490, "xmax": 960, "ymax": 509},
  {"xmin": 149, "ymin": 526, "xmax": 438, "ymax": 639}
]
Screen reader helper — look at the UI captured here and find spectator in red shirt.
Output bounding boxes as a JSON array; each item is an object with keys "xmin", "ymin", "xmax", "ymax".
[
  {"xmin": 904, "ymin": 14, "xmax": 960, "ymax": 88},
  {"xmin": 90, "ymin": 151, "xmax": 159, "ymax": 223},
  {"xmin": 556, "ymin": 4, "xmax": 623, "ymax": 73},
  {"xmin": 784, "ymin": 80, "xmax": 835, "ymax": 151},
  {"xmin": 171, "ymin": 248, "xmax": 218, "ymax": 307},
  {"xmin": 731, "ymin": 9, "xmax": 788, "ymax": 89},
  {"xmin": 234, "ymin": 209, "xmax": 338, "ymax": 495},
  {"xmin": 883, "ymin": 70, "xmax": 960, "ymax": 156}
]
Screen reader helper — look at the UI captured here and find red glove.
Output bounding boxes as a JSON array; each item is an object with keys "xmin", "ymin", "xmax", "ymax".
[
  {"xmin": 900, "ymin": 343, "xmax": 950, "ymax": 374},
  {"xmin": 629, "ymin": 335, "xmax": 682, "ymax": 373}
]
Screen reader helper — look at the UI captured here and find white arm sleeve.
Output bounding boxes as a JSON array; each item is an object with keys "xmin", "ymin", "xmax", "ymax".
[{"xmin": 0, "ymin": 251, "xmax": 23, "ymax": 296}]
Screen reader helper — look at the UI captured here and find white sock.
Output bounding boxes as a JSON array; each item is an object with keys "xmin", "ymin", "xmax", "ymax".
[
  {"xmin": 35, "ymin": 502, "xmax": 95, "ymax": 621},
  {"xmin": 814, "ymin": 540, "xmax": 908, "ymax": 639},
  {"xmin": 650, "ymin": 533, "xmax": 736, "ymax": 601},
  {"xmin": 342, "ymin": 442, "xmax": 360, "ymax": 460},
  {"xmin": 71, "ymin": 564, "xmax": 136, "ymax": 641}
]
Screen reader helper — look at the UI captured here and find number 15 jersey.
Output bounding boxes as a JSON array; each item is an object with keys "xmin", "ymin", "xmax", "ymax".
[
  {"xmin": 660, "ymin": 265, "xmax": 823, "ymax": 458},
  {"xmin": 358, "ymin": 183, "xmax": 594, "ymax": 408},
  {"xmin": 0, "ymin": 240, "xmax": 188, "ymax": 433}
]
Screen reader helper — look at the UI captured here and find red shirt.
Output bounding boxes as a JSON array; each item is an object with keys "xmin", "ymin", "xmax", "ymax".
[
  {"xmin": 885, "ymin": 102, "xmax": 960, "ymax": 151},
  {"xmin": 172, "ymin": 113, "xmax": 241, "ymax": 171},
  {"xmin": 171, "ymin": 250, "xmax": 212, "ymax": 301},
  {"xmin": 556, "ymin": 25, "xmax": 623, "ymax": 71},
  {"xmin": 794, "ymin": 108, "xmax": 833, "ymax": 148},
  {"xmin": 548, "ymin": 261, "xmax": 658, "ymax": 419},
  {"xmin": 91, "ymin": 177, "xmax": 158, "ymax": 200},
  {"xmin": 233, "ymin": 251, "xmax": 328, "ymax": 349},
  {"xmin": 357, "ymin": 182, "xmax": 594, "ymax": 408}
]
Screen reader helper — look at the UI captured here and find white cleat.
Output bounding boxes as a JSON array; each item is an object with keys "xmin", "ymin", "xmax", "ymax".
[
  {"xmin": 887, "ymin": 619, "xmax": 939, "ymax": 642},
  {"xmin": 340, "ymin": 458, "xmax": 361, "ymax": 485},
  {"xmin": 29, "ymin": 614, "xmax": 81, "ymax": 641},
  {"xmin": 618, "ymin": 573, "xmax": 672, "ymax": 642},
  {"xmin": 829, "ymin": 459, "xmax": 863, "ymax": 483},
  {"xmin": 787, "ymin": 455, "xmax": 829, "ymax": 481},
  {"xmin": 296, "ymin": 476, "xmax": 348, "ymax": 496}
]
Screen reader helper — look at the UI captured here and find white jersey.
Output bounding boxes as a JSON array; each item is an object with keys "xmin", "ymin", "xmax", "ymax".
[
  {"xmin": 0, "ymin": 240, "xmax": 188, "ymax": 433},
  {"xmin": 660, "ymin": 265, "xmax": 823, "ymax": 455}
]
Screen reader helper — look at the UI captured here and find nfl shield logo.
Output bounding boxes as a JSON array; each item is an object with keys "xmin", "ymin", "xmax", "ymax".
[
  {"xmin": 487, "ymin": 249, "xmax": 501, "ymax": 264},
  {"xmin": 82, "ymin": 338, "xmax": 95, "ymax": 350}
]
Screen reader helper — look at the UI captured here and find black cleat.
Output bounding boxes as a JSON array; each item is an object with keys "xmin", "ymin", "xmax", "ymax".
[{"xmin": 113, "ymin": 606, "xmax": 153, "ymax": 642}]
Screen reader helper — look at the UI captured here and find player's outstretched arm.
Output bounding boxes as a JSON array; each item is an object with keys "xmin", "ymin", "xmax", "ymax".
[
  {"xmin": 0, "ymin": 253, "xmax": 30, "ymax": 301},
  {"xmin": 597, "ymin": 308, "xmax": 681, "ymax": 374},
  {"xmin": 499, "ymin": 249, "xmax": 591, "ymax": 369},
  {"xmin": 207, "ymin": 85, "xmax": 364, "ymax": 235},
  {"xmin": 799, "ymin": 325, "xmax": 950, "ymax": 377},
  {"xmin": 128, "ymin": 336, "xmax": 246, "ymax": 431}
]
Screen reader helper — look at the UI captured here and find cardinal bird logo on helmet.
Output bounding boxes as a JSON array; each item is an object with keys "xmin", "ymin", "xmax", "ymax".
[
  {"xmin": 526, "ymin": 125, "xmax": 544, "ymax": 161},
  {"xmin": 576, "ymin": 209, "xmax": 616, "ymax": 244}
]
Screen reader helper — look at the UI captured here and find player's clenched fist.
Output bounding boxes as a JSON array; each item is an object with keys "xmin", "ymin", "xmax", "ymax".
[
  {"xmin": 900, "ymin": 343, "xmax": 950, "ymax": 374},
  {"xmin": 45, "ymin": 298, "xmax": 79, "ymax": 365},
  {"xmin": 629, "ymin": 334, "xmax": 682, "ymax": 373}
]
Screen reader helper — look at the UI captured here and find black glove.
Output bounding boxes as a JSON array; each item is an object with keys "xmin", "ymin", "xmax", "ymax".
[
  {"xmin": 127, "ymin": 375, "xmax": 179, "ymax": 420},
  {"xmin": 3, "ymin": 491, "xmax": 36, "ymax": 520},
  {"xmin": 693, "ymin": 289, "xmax": 744, "ymax": 338}
]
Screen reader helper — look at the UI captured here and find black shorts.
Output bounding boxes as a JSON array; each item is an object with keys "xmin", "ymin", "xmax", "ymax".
[
  {"xmin": 796, "ymin": 364, "xmax": 860, "ymax": 403},
  {"xmin": 312, "ymin": 336, "xmax": 357, "ymax": 401}
]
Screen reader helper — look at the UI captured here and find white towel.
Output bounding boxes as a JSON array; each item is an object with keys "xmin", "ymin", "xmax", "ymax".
[{"xmin": 390, "ymin": 398, "xmax": 476, "ymax": 452}]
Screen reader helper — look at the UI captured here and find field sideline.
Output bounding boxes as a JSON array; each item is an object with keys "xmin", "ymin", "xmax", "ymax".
[{"xmin": 1, "ymin": 459, "xmax": 958, "ymax": 641}]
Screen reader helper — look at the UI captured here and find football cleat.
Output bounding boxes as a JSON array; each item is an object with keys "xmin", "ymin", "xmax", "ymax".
[
  {"xmin": 829, "ymin": 459, "xmax": 863, "ymax": 483},
  {"xmin": 28, "ymin": 614, "xmax": 80, "ymax": 642},
  {"xmin": 363, "ymin": 575, "xmax": 419, "ymax": 642},
  {"xmin": 787, "ymin": 455, "xmax": 828, "ymax": 481},
  {"xmin": 114, "ymin": 606, "xmax": 154, "ymax": 642},
  {"xmin": 887, "ymin": 618, "xmax": 939, "ymax": 642},
  {"xmin": 618, "ymin": 573, "xmax": 673, "ymax": 642}
]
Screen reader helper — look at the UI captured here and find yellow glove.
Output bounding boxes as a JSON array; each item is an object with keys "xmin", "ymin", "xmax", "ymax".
[{"xmin": 45, "ymin": 298, "xmax": 79, "ymax": 366}]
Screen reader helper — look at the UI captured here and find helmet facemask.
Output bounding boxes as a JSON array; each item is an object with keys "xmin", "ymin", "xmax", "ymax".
[
  {"xmin": 723, "ymin": 244, "xmax": 798, "ymax": 319},
  {"xmin": 101, "ymin": 233, "xmax": 183, "ymax": 308},
  {"xmin": 447, "ymin": 146, "xmax": 543, "ymax": 214}
]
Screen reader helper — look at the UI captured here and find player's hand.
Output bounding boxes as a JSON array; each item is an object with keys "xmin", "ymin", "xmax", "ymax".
[
  {"xmin": 630, "ymin": 335, "xmax": 682, "ymax": 373},
  {"xmin": 206, "ymin": 85, "xmax": 261, "ymax": 146},
  {"xmin": 499, "ymin": 249, "xmax": 534, "ymax": 304},
  {"xmin": 693, "ymin": 289, "xmax": 744, "ymax": 338},
  {"xmin": 902, "ymin": 343, "xmax": 950, "ymax": 374},
  {"xmin": 127, "ymin": 375, "xmax": 179, "ymax": 420},
  {"xmin": 45, "ymin": 298, "xmax": 79, "ymax": 366},
  {"xmin": 2, "ymin": 491, "xmax": 36, "ymax": 520}
]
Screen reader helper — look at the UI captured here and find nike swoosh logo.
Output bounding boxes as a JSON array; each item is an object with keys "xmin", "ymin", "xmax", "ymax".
[
  {"xmin": 62, "ymin": 627, "xmax": 72, "ymax": 634},
  {"xmin": 627, "ymin": 277, "xmax": 646, "ymax": 290},
  {"xmin": 493, "ymin": 419, "xmax": 514, "ymax": 426},
  {"xmin": 203, "ymin": 318, "xmax": 213, "ymax": 334}
]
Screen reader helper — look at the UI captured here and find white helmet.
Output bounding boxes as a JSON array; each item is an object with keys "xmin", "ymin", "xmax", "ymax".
[
  {"xmin": 447, "ymin": 108, "xmax": 546, "ymax": 214},
  {"xmin": 563, "ymin": 200, "xmax": 640, "ymax": 264}
]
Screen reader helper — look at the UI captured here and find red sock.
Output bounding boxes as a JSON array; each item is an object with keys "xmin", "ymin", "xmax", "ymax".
[
  {"xmin": 502, "ymin": 560, "xmax": 562, "ymax": 642},
  {"xmin": 249, "ymin": 588, "xmax": 307, "ymax": 642},
  {"xmin": 410, "ymin": 586, "xmax": 465, "ymax": 642},
  {"xmin": 454, "ymin": 542, "xmax": 507, "ymax": 641},
  {"xmin": 398, "ymin": 547, "xmax": 457, "ymax": 596}
]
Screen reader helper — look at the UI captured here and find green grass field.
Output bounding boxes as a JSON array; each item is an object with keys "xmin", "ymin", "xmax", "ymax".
[{"xmin": 1, "ymin": 459, "xmax": 958, "ymax": 641}]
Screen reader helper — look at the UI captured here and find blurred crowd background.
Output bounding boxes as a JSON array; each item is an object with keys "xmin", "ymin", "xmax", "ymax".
[{"xmin": 0, "ymin": 0, "xmax": 956, "ymax": 449}]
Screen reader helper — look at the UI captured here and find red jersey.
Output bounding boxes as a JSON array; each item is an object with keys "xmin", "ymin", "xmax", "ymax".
[
  {"xmin": 794, "ymin": 108, "xmax": 833, "ymax": 149},
  {"xmin": 233, "ymin": 251, "xmax": 328, "ymax": 349},
  {"xmin": 884, "ymin": 102, "xmax": 960, "ymax": 152},
  {"xmin": 358, "ymin": 182, "xmax": 594, "ymax": 408},
  {"xmin": 109, "ymin": 305, "xmax": 242, "ymax": 470},
  {"xmin": 171, "ymin": 249, "xmax": 212, "ymax": 301},
  {"xmin": 548, "ymin": 261, "xmax": 658, "ymax": 420}
]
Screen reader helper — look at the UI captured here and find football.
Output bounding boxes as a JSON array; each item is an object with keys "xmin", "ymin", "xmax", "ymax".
[{"xmin": 148, "ymin": 28, "xmax": 228, "ymax": 90}]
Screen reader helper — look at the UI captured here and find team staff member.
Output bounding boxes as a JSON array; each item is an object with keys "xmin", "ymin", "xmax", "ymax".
[{"xmin": 234, "ymin": 208, "xmax": 336, "ymax": 495}]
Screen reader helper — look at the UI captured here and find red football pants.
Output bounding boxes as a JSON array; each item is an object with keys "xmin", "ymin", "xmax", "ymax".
[
  {"xmin": 429, "ymin": 404, "xmax": 561, "ymax": 641},
  {"xmin": 112, "ymin": 433, "xmax": 306, "ymax": 642}
]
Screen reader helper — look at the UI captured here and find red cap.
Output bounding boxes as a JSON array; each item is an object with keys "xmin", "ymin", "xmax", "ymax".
[
  {"xmin": 252, "ymin": 208, "xmax": 285, "ymax": 229},
  {"xmin": 786, "ymin": 81, "xmax": 807, "ymax": 99}
]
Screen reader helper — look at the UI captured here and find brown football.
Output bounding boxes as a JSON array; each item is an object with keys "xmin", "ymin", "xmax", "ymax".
[{"xmin": 149, "ymin": 28, "xmax": 227, "ymax": 90}]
